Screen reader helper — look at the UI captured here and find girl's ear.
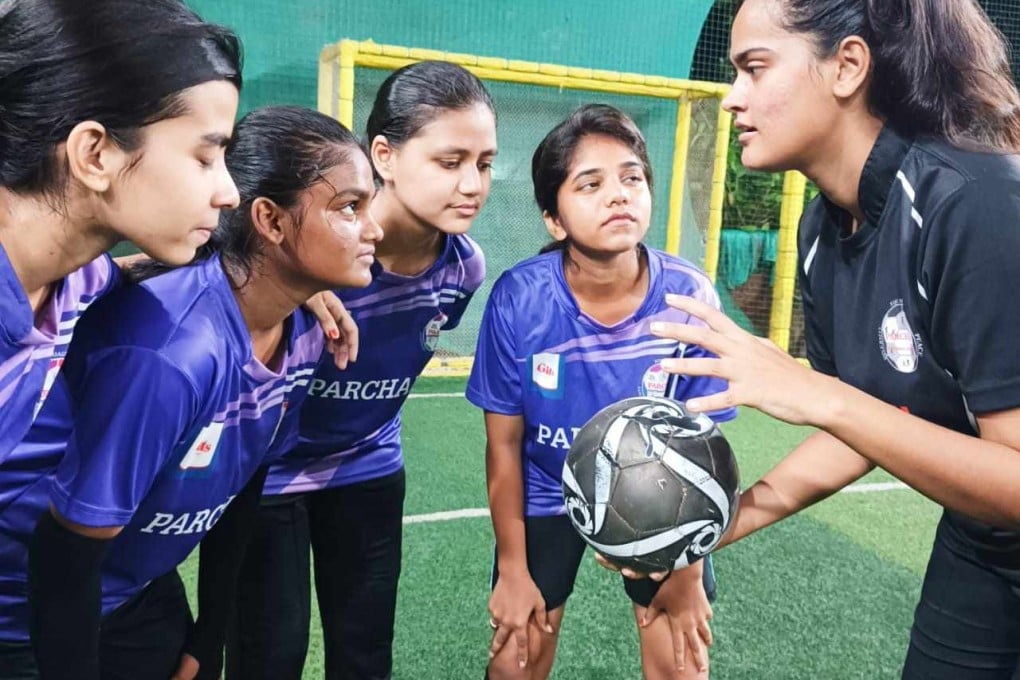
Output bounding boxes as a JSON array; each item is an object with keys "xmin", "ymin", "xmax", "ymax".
[
  {"xmin": 371, "ymin": 135, "xmax": 396, "ymax": 184},
  {"xmin": 250, "ymin": 196, "xmax": 289, "ymax": 246},
  {"xmin": 542, "ymin": 210, "xmax": 568, "ymax": 243},
  {"xmin": 832, "ymin": 35, "xmax": 871, "ymax": 101},
  {"xmin": 65, "ymin": 120, "xmax": 131, "ymax": 193}
]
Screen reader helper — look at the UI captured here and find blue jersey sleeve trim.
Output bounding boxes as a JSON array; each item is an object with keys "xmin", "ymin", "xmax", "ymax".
[
  {"xmin": 464, "ymin": 384, "xmax": 523, "ymax": 416},
  {"xmin": 49, "ymin": 482, "xmax": 135, "ymax": 527}
]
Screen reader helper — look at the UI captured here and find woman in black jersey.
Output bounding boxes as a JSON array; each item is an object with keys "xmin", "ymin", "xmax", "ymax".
[{"xmin": 649, "ymin": 0, "xmax": 1020, "ymax": 677}]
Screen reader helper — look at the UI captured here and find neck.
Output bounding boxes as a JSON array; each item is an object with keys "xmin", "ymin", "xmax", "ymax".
[
  {"xmin": 563, "ymin": 244, "xmax": 647, "ymax": 306},
  {"xmin": 0, "ymin": 189, "xmax": 118, "ymax": 310},
  {"xmin": 800, "ymin": 116, "xmax": 885, "ymax": 228},
  {"xmin": 226, "ymin": 260, "xmax": 314, "ymax": 366},
  {"xmin": 370, "ymin": 187, "xmax": 444, "ymax": 276}
]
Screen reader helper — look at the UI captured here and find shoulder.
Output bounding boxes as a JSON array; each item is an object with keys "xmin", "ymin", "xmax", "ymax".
[
  {"xmin": 652, "ymin": 249, "xmax": 718, "ymax": 300},
  {"xmin": 74, "ymin": 262, "xmax": 230, "ymax": 381},
  {"xmin": 289, "ymin": 308, "xmax": 327, "ymax": 366},
  {"xmin": 905, "ymin": 140, "xmax": 1020, "ymax": 216},
  {"xmin": 447, "ymin": 234, "xmax": 486, "ymax": 290},
  {"xmin": 490, "ymin": 251, "xmax": 559, "ymax": 297},
  {"xmin": 67, "ymin": 253, "xmax": 119, "ymax": 299}
]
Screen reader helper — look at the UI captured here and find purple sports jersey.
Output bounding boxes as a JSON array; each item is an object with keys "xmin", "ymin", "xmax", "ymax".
[
  {"xmin": 466, "ymin": 247, "xmax": 736, "ymax": 517},
  {"xmin": 0, "ymin": 256, "xmax": 322, "ymax": 642},
  {"xmin": 263, "ymin": 234, "xmax": 485, "ymax": 495},
  {"xmin": 0, "ymin": 245, "xmax": 119, "ymax": 464}
]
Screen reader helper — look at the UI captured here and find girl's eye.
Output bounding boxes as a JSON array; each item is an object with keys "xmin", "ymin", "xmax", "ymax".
[
  {"xmin": 335, "ymin": 202, "xmax": 357, "ymax": 216},
  {"xmin": 478, "ymin": 160, "xmax": 493, "ymax": 171},
  {"xmin": 580, "ymin": 181, "xmax": 599, "ymax": 191},
  {"xmin": 438, "ymin": 159, "xmax": 459, "ymax": 170},
  {"xmin": 623, "ymin": 174, "xmax": 643, "ymax": 184},
  {"xmin": 198, "ymin": 158, "xmax": 214, "ymax": 169}
]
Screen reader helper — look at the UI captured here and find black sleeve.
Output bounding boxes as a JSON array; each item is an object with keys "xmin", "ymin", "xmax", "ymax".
[
  {"xmin": 184, "ymin": 466, "xmax": 269, "ymax": 680},
  {"xmin": 797, "ymin": 200, "xmax": 837, "ymax": 376},
  {"xmin": 921, "ymin": 177, "xmax": 1020, "ymax": 414},
  {"xmin": 28, "ymin": 511, "xmax": 112, "ymax": 680}
]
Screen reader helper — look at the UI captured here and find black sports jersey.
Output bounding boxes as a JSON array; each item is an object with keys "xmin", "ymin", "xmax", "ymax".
[{"xmin": 799, "ymin": 125, "xmax": 1020, "ymax": 579}]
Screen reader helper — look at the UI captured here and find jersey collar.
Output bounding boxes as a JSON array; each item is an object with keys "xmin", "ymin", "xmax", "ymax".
[
  {"xmin": 821, "ymin": 124, "xmax": 913, "ymax": 236},
  {"xmin": 858, "ymin": 124, "xmax": 913, "ymax": 227}
]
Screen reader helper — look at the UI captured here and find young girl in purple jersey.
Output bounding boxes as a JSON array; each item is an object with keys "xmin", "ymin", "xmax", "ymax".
[
  {"xmin": 228, "ymin": 61, "xmax": 496, "ymax": 680},
  {"xmin": 650, "ymin": 0, "xmax": 1020, "ymax": 677},
  {"xmin": 0, "ymin": 0, "xmax": 244, "ymax": 464},
  {"xmin": 0, "ymin": 106, "xmax": 382, "ymax": 680},
  {"xmin": 467, "ymin": 104, "xmax": 734, "ymax": 680}
]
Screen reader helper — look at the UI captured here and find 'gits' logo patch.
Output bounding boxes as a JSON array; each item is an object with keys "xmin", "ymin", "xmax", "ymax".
[
  {"xmin": 878, "ymin": 300, "xmax": 923, "ymax": 373},
  {"xmin": 530, "ymin": 352, "xmax": 564, "ymax": 400},
  {"xmin": 179, "ymin": 421, "xmax": 225, "ymax": 470},
  {"xmin": 421, "ymin": 312, "xmax": 448, "ymax": 352}
]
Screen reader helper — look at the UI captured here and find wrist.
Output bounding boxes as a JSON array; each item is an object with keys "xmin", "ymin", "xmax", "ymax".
[
  {"xmin": 808, "ymin": 373, "xmax": 852, "ymax": 430},
  {"xmin": 496, "ymin": 555, "xmax": 529, "ymax": 579}
]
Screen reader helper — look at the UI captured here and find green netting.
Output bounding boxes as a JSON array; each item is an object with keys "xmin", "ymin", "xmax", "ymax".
[{"xmin": 349, "ymin": 66, "xmax": 723, "ymax": 360}]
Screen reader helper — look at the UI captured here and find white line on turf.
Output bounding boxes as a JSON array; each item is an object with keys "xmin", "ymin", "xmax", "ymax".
[
  {"xmin": 404, "ymin": 508, "xmax": 490, "ymax": 524},
  {"xmin": 402, "ymin": 481, "xmax": 912, "ymax": 524},
  {"xmin": 407, "ymin": 392, "xmax": 464, "ymax": 399}
]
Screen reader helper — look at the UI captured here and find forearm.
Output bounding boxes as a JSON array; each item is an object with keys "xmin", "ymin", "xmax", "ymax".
[
  {"xmin": 28, "ymin": 512, "xmax": 111, "ymax": 680},
  {"xmin": 724, "ymin": 431, "xmax": 873, "ymax": 545},
  {"xmin": 818, "ymin": 383, "xmax": 1020, "ymax": 528},
  {"xmin": 486, "ymin": 445, "xmax": 528, "ymax": 575}
]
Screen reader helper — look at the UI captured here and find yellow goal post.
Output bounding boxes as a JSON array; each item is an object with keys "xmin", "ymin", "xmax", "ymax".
[{"xmin": 317, "ymin": 39, "xmax": 807, "ymax": 375}]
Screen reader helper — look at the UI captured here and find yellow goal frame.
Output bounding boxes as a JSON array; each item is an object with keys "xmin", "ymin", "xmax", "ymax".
[{"xmin": 317, "ymin": 39, "xmax": 806, "ymax": 375}]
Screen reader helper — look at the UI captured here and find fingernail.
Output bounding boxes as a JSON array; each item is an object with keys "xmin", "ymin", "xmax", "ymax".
[
  {"xmin": 660, "ymin": 359, "xmax": 676, "ymax": 371},
  {"xmin": 329, "ymin": 329, "xmax": 339, "ymax": 339},
  {"xmin": 687, "ymin": 399, "xmax": 702, "ymax": 412},
  {"xmin": 545, "ymin": 625, "xmax": 554, "ymax": 634},
  {"xmin": 519, "ymin": 660, "xmax": 526, "ymax": 669},
  {"xmin": 650, "ymin": 321, "xmax": 664, "ymax": 333},
  {"xmin": 489, "ymin": 651, "xmax": 494, "ymax": 659},
  {"xmin": 666, "ymin": 293, "xmax": 681, "ymax": 304}
]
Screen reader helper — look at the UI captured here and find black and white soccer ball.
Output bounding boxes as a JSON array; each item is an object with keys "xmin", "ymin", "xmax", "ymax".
[{"xmin": 561, "ymin": 396, "xmax": 739, "ymax": 573}]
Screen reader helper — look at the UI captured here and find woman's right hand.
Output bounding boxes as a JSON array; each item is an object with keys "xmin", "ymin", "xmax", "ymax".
[
  {"xmin": 488, "ymin": 569, "xmax": 553, "ymax": 669},
  {"xmin": 593, "ymin": 552, "xmax": 670, "ymax": 581}
]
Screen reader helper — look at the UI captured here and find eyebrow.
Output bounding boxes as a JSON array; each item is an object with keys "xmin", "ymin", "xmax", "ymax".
[
  {"xmin": 434, "ymin": 147, "xmax": 499, "ymax": 156},
  {"xmin": 332, "ymin": 187, "xmax": 374, "ymax": 201},
  {"xmin": 731, "ymin": 47, "xmax": 775, "ymax": 67},
  {"xmin": 570, "ymin": 161, "xmax": 643, "ymax": 182},
  {"xmin": 200, "ymin": 133, "xmax": 232, "ymax": 148}
]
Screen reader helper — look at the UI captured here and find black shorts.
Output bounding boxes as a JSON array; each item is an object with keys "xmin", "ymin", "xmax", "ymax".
[
  {"xmin": 228, "ymin": 468, "xmax": 406, "ymax": 680},
  {"xmin": 0, "ymin": 569, "xmax": 191, "ymax": 680},
  {"xmin": 903, "ymin": 516, "xmax": 1020, "ymax": 679},
  {"xmin": 490, "ymin": 513, "xmax": 716, "ymax": 610}
]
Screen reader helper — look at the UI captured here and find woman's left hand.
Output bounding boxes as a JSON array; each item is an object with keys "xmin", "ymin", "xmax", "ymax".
[
  {"xmin": 304, "ymin": 291, "xmax": 359, "ymax": 369},
  {"xmin": 640, "ymin": 565, "xmax": 713, "ymax": 673},
  {"xmin": 169, "ymin": 653, "xmax": 199, "ymax": 680},
  {"xmin": 652, "ymin": 294, "xmax": 833, "ymax": 425}
]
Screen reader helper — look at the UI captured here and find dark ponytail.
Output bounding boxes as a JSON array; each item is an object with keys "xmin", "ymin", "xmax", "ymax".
[
  {"xmin": 774, "ymin": 0, "xmax": 1020, "ymax": 151},
  {"xmin": 365, "ymin": 60, "xmax": 495, "ymax": 149}
]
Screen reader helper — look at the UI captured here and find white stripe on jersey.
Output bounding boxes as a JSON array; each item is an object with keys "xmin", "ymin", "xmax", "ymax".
[
  {"xmin": 803, "ymin": 236, "xmax": 820, "ymax": 276},
  {"xmin": 896, "ymin": 171, "xmax": 924, "ymax": 228}
]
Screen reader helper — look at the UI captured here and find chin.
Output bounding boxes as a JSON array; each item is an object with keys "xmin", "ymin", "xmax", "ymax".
[
  {"xmin": 433, "ymin": 218, "xmax": 474, "ymax": 236},
  {"xmin": 740, "ymin": 147, "xmax": 792, "ymax": 174},
  {"xmin": 146, "ymin": 242, "xmax": 199, "ymax": 267}
]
